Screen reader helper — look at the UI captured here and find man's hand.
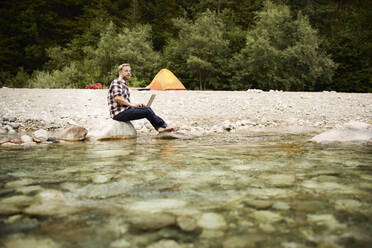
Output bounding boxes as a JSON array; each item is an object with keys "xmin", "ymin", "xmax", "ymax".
[{"xmin": 132, "ymin": 103, "xmax": 145, "ymax": 108}]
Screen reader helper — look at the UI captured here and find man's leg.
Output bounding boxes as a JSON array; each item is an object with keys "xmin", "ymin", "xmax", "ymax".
[{"xmin": 114, "ymin": 107, "xmax": 167, "ymax": 130}]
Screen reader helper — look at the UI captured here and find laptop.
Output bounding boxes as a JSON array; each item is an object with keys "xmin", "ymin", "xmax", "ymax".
[{"xmin": 146, "ymin": 94, "xmax": 156, "ymax": 107}]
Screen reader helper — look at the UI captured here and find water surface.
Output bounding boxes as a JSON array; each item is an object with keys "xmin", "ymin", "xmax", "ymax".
[{"xmin": 0, "ymin": 133, "xmax": 371, "ymax": 248}]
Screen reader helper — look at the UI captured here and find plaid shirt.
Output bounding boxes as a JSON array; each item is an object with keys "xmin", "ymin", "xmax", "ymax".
[{"xmin": 108, "ymin": 77, "xmax": 131, "ymax": 118}]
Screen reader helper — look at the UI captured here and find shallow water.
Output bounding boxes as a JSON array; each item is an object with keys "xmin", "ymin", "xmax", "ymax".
[{"xmin": 0, "ymin": 133, "xmax": 371, "ymax": 248}]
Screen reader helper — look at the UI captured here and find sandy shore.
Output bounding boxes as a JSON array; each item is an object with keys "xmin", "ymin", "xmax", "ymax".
[{"xmin": 0, "ymin": 88, "xmax": 371, "ymax": 135}]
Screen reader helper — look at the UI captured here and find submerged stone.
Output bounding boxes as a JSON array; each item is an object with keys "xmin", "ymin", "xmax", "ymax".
[
  {"xmin": 91, "ymin": 174, "xmax": 113, "ymax": 184},
  {"xmin": 5, "ymin": 179, "xmax": 34, "ymax": 189},
  {"xmin": 176, "ymin": 215, "xmax": 198, "ymax": 232},
  {"xmin": 4, "ymin": 234, "xmax": 61, "ymax": 248},
  {"xmin": 24, "ymin": 189, "xmax": 88, "ymax": 217},
  {"xmin": 251, "ymin": 210, "xmax": 283, "ymax": 223},
  {"xmin": 197, "ymin": 212, "xmax": 227, "ymax": 230},
  {"xmin": 223, "ymin": 236, "xmax": 257, "ymax": 248},
  {"xmin": 126, "ymin": 199, "xmax": 187, "ymax": 213},
  {"xmin": 262, "ymin": 174, "xmax": 296, "ymax": 187},
  {"xmin": 334, "ymin": 199, "xmax": 362, "ymax": 212},
  {"xmin": 146, "ymin": 239, "xmax": 182, "ymax": 248},
  {"xmin": 110, "ymin": 238, "xmax": 131, "ymax": 248},
  {"xmin": 128, "ymin": 213, "xmax": 176, "ymax": 230},
  {"xmin": 307, "ymin": 214, "xmax": 346, "ymax": 230}
]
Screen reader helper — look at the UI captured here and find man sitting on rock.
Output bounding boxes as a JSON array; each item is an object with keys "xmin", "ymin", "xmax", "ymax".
[{"xmin": 108, "ymin": 63, "xmax": 179, "ymax": 133}]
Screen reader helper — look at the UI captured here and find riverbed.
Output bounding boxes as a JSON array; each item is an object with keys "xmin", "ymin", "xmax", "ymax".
[{"xmin": 0, "ymin": 132, "xmax": 371, "ymax": 248}]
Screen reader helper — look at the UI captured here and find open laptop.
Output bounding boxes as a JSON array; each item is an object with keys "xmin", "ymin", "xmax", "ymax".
[{"xmin": 146, "ymin": 94, "xmax": 156, "ymax": 107}]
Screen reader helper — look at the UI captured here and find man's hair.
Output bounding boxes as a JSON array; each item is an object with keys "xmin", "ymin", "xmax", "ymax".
[{"xmin": 118, "ymin": 63, "xmax": 130, "ymax": 72}]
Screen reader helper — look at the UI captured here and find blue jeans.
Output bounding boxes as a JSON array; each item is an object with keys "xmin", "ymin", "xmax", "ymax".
[{"xmin": 113, "ymin": 107, "xmax": 167, "ymax": 130}]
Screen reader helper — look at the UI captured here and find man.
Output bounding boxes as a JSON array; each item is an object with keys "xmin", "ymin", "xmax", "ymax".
[{"xmin": 108, "ymin": 63, "xmax": 179, "ymax": 133}]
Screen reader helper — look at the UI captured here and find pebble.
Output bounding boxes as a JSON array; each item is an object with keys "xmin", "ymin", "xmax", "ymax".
[
  {"xmin": 251, "ymin": 211, "xmax": 283, "ymax": 223},
  {"xmin": 197, "ymin": 212, "xmax": 227, "ymax": 230},
  {"xmin": 32, "ymin": 129, "xmax": 48, "ymax": 143},
  {"xmin": 91, "ymin": 174, "xmax": 113, "ymax": 184},
  {"xmin": 177, "ymin": 215, "xmax": 198, "ymax": 232},
  {"xmin": 110, "ymin": 238, "xmax": 131, "ymax": 248}
]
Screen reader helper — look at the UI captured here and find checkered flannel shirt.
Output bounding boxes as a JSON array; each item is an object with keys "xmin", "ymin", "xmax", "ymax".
[{"xmin": 108, "ymin": 77, "xmax": 131, "ymax": 118}]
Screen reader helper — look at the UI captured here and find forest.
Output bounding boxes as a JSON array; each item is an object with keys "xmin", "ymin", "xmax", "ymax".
[{"xmin": 0, "ymin": 0, "xmax": 371, "ymax": 92}]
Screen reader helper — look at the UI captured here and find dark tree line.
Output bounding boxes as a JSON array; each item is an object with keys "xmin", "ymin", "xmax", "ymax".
[{"xmin": 0, "ymin": 0, "xmax": 371, "ymax": 92}]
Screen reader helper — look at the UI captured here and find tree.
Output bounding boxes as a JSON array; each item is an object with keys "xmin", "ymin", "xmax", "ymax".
[
  {"xmin": 231, "ymin": 0, "xmax": 335, "ymax": 91},
  {"xmin": 164, "ymin": 10, "xmax": 229, "ymax": 90}
]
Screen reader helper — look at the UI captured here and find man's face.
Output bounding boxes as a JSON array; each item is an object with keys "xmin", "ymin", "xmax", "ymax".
[{"xmin": 121, "ymin": 66, "xmax": 131, "ymax": 81}]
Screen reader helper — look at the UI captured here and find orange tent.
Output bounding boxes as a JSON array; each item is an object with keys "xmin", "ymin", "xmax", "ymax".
[{"xmin": 146, "ymin": 69, "xmax": 186, "ymax": 90}]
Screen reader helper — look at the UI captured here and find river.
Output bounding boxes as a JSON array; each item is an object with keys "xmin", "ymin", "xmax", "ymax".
[{"xmin": 0, "ymin": 132, "xmax": 371, "ymax": 248}]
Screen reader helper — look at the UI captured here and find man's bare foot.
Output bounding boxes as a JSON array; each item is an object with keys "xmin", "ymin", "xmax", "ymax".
[{"xmin": 158, "ymin": 126, "xmax": 180, "ymax": 133}]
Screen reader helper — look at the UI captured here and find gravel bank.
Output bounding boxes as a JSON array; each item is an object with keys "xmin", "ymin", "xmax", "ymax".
[{"xmin": 0, "ymin": 88, "xmax": 371, "ymax": 136}]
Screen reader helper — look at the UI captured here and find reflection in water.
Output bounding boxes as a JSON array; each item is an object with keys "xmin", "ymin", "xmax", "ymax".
[{"xmin": 0, "ymin": 133, "xmax": 371, "ymax": 248}]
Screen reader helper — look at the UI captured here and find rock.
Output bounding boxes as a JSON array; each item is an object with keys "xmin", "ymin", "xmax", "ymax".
[
  {"xmin": 310, "ymin": 121, "xmax": 372, "ymax": 144},
  {"xmin": 58, "ymin": 125, "xmax": 88, "ymax": 141},
  {"xmin": 223, "ymin": 236, "xmax": 256, "ymax": 248},
  {"xmin": 146, "ymin": 240, "xmax": 182, "ymax": 248},
  {"xmin": 9, "ymin": 122, "xmax": 20, "ymax": 129},
  {"xmin": 5, "ymin": 179, "xmax": 34, "ymax": 188},
  {"xmin": 177, "ymin": 215, "xmax": 198, "ymax": 231},
  {"xmin": 16, "ymin": 185, "xmax": 44, "ymax": 195},
  {"xmin": 200, "ymin": 229, "xmax": 225, "ymax": 239},
  {"xmin": 4, "ymin": 235, "xmax": 61, "ymax": 248},
  {"xmin": 32, "ymin": 129, "xmax": 48, "ymax": 143},
  {"xmin": 91, "ymin": 174, "xmax": 113, "ymax": 184},
  {"xmin": 86, "ymin": 119, "xmax": 137, "ymax": 140},
  {"xmin": 110, "ymin": 238, "xmax": 131, "ymax": 248},
  {"xmin": 8, "ymin": 116, "xmax": 17, "ymax": 122},
  {"xmin": 197, "ymin": 213, "xmax": 227, "ymax": 230},
  {"xmin": 334, "ymin": 199, "xmax": 362, "ymax": 212},
  {"xmin": 126, "ymin": 199, "xmax": 187, "ymax": 213},
  {"xmin": 128, "ymin": 213, "xmax": 176, "ymax": 230},
  {"xmin": 244, "ymin": 199, "xmax": 273, "ymax": 210},
  {"xmin": 24, "ymin": 189, "xmax": 88, "ymax": 217},
  {"xmin": 0, "ymin": 202, "xmax": 22, "ymax": 215},
  {"xmin": 272, "ymin": 202, "xmax": 290, "ymax": 210},
  {"xmin": 0, "ymin": 127, "xmax": 7, "ymax": 134},
  {"xmin": 259, "ymin": 223, "xmax": 275, "ymax": 233},
  {"xmin": 262, "ymin": 174, "xmax": 296, "ymax": 187},
  {"xmin": 307, "ymin": 214, "xmax": 346, "ymax": 230},
  {"xmin": 251, "ymin": 211, "xmax": 283, "ymax": 223},
  {"xmin": 0, "ymin": 195, "xmax": 34, "ymax": 208},
  {"xmin": 21, "ymin": 135, "xmax": 33, "ymax": 143},
  {"xmin": 47, "ymin": 137, "xmax": 59, "ymax": 143}
]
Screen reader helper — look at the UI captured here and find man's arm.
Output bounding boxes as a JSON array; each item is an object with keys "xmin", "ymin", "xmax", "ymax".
[{"xmin": 114, "ymin": 96, "xmax": 144, "ymax": 107}]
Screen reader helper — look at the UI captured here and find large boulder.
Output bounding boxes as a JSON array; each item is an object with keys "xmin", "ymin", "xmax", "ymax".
[
  {"xmin": 310, "ymin": 121, "xmax": 372, "ymax": 144},
  {"xmin": 86, "ymin": 119, "xmax": 137, "ymax": 141},
  {"xmin": 58, "ymin": 125, "xmax": 88, "ymax": 141}
]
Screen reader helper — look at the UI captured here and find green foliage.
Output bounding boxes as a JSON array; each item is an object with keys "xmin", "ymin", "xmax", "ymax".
[
  {"xmin": 1, "ymin": 0, "xmax": 370, "ymax": 92},
  {"xmin": 0, "ymin": 68, "xmax": 31, "ymax": 88},
  {"xmin": 164, "ymin": 10, "xmax": 229, "ymax": 90},
  {"xmin": 231, "ymin": 1, "xmax": 336, "ymax": 91},
  {"xmin": 27, "ymin": 63, "xmax": 85, "ymax": 88},
  {"xmin": 29, "ymin": 22, "xmax": 160, "ymax": 88}
]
